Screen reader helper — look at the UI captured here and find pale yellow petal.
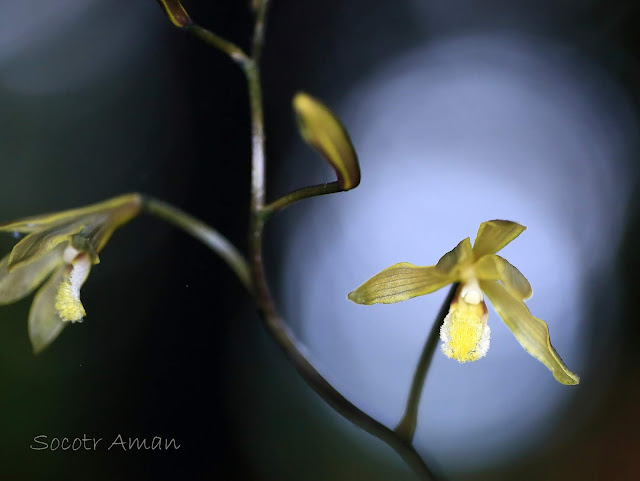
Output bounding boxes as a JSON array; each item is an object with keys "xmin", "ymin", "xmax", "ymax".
[
  {"xmin": 0, "ymin": 244, "xmax": 64, "ymax": 304},
  {"xmin": 471, "ymin": 254, "xmax": 501, "ymax": 280},
  {"xmin": 348, "ymin": 263, "xmax": 453, "ymax": 305},
  {"xmin": 480, "ymin": 280, "xmax": 579, "ymax": 385},
  {"xmin": 5, "ymin": 194, "xmax": 141, "ymax": 270},
  {"xmin": 435, "ymin": 238, "xmax": 474, "ymax": 274},
  {"xmin": 473, "ymin": 254, "xmax": 532, "ymax": 300},
  {"xmin": 85, "ymin": 218, "xmax": 122, "ymax": 254},
  {"xmin": 495, "ymin": 255, "xmax": 532, "ymax": 300},
  {"xmin": 28, "ymin": 268, "xmax": 67, "ymax": 354},
  {"xmin": 0, "ymin": 193, "xmax": 142, "ymax": 234},
  {"xmin": 8, "ymin": 221, "xmax": 85, "ymax": 271},
  {"xmin": 472, "ymin": 220, "xmax": 526, "ymax": 259},
  {"xmin": 90, "ymin": 194, "xmax": 142, "ymax": 252}
]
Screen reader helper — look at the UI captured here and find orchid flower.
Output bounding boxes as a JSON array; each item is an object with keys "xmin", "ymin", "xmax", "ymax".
[
  {"xmin": 0, "ymin": 194, "xmax": 141, "ymax": 352},
  {"xmin": 348, "ymin": 220, "xmax": 580, "ymax": 385}
]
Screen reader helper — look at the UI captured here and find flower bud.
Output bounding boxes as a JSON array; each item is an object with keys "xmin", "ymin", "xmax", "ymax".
[
  {"xmin": 293, "ymin": 92, "xmax": 360, "ymax": 191},
  {"xmin": 156, "ymin": 0, "xmax": 192, "ymax": 28}
]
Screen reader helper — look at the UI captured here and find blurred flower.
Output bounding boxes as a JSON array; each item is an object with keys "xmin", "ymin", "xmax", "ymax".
[
  {"xmin": 0, "ymin": 194, "xmax": 141, "ymax": 353},
  {"xmin": 348, "ymin": 220, "xmax": 579, "ymax": 385}
]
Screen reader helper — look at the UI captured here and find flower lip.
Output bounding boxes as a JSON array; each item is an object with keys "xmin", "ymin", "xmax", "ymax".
[
  {"xmin": 55, "ymin": 252, "xmax": 91, "ymax": 323},
  {"xmin": 440, "ymin": 285, "xmax": 490, "ymax": 363}
]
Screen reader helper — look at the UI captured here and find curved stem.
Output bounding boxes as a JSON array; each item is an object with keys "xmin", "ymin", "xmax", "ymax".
[
  {"xmin": 250, "ymin": 218, "xmax": 434, "ymax": 479},
  {"xmin": 251, "ymin": 0, "xmax": 271, "ymax": 62},
  {"xmin": 260, "ymin": 182, "xmax": 340, "ymax": 219},
  {"xmin": 140, "ymin": 188, "xmax": 445, "ymax": 479},
  {"xmin": 185, "ymin": 24, "xmax": 250, "ymax": 67},
  {"xmin": 141, "ymin": 196, "xmax": 252, "ymax": 293},
  {"xmin": 175, "ymin": 2, "xmax": 440, "ymax": 478},
  {"xmin": 245, "ymin": 61, "xmax": 266, "ymax": 211},
  {"xmin": 395, "ymin": 283, "xmax": 458, "ymax": 443},
  {"xmin": 242, "ymin": 4, "xmax": 434, "ymax": 480}
]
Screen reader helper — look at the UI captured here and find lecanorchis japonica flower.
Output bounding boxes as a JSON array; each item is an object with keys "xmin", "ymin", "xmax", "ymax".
[
  {"xmin": 348, "ymin": 220, "xmax": 579, "ymax": 385},
  {"xmin": 0, "ymin": 194, "xmax": 141, "ymax": 353}
]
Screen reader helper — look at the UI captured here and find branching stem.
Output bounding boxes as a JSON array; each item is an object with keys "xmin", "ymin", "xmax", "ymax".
[
  {"xmin": 185, "ymin": 24, "xmax": 249, "ymax": 67},
  {"xmin": 142, "ymin": 196, "xmax": 252, "ymax": 292},
  {"xmin": 260, "ymin": 182, "xmax": 340, "ymax": 220},
  {"xmin": 242, "ymin": 2, "xmax": 436, "ymax": 480},
  {"xmin": 160, "ymin": 2, "xmax": 453, "ymax": 479}
]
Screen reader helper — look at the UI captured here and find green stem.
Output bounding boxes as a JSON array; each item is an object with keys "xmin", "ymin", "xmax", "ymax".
[
  {"xmin": 251, "ymin": 0, "xmax": 271, "ymax": 62},
  {"xmin": 245, "ymin": 61, "xmax": 266, "ymax": 211},
  {"xmin": 140, "ymin": 188, "xmax": 441, "ymax": 480},
  {"xmin": 185, "ymin": 24, "xmax": 249, "ymax": 67},
  {"xmin": 395, "ymin": 283, "xmax": 458, "ymax": 443},
  {"xmin": 260, "ymin": 182, "xmax": 340, "ymax": 219},
  {"xmin": 176, "ymin": 2, "xmax": 440, "ymax": 479},
  {"xmin": 141, "ymin": 196, "xmax": 252, "ymax": 293},
  {"xmin": 248, "ymin": 225, "xmax": 436, "ymax": 481},
  {"xmin": 242, "ymin": 4, "xmax": 435, "ymax": 481}
]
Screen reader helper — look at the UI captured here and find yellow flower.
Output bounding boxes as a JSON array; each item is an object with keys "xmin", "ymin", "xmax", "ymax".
[
  {"xmin": 348, "ymin": 220, "xmax": 580, "ymax": 385},
  {"xmin": 0, "ymin": 194, "xmax": 142, "ymax": 353}
]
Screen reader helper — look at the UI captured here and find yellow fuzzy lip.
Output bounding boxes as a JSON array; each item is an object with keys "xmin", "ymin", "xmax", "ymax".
[
  {"xmin": 54, "ymin": 279, "xmax": 86, "ymax": 322},
  {"xmin": 54, "ymin": 252, "xmax": 91, "ymax": 323},
  {"xmin": 440, "ymin": 287, "xmax": 490, "ymax": 363}
]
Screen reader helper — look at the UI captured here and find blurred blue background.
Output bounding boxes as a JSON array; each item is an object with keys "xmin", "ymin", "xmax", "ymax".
[{"xmin": 0, "ymin": 0, "xmax": 639, "ymax": 480}]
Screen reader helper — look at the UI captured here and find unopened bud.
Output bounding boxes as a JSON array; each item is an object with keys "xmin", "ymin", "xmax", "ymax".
[
  {"xmin": 293, "ymin": 92, "xmax": 361, "ymax": 191},
  {"xmin": 156, "ymin": 0, "xmax": 192, "ymax": 28}
]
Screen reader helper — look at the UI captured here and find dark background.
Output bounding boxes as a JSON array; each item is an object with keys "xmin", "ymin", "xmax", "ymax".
[{"xmin": 0, "ymin": 1, "xmax": 639, "ymax": 480}]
